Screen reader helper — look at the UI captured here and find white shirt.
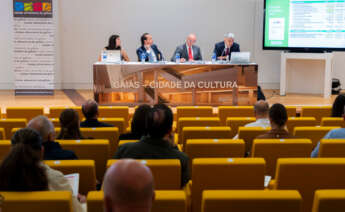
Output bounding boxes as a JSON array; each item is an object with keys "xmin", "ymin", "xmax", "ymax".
[
  {"xmin": 146, "ymin": 47, "xmax": 157, "ymax": 62},
  {"xmin": 233, "ymin": 118, "xmax": 271, "ymax": 139}
]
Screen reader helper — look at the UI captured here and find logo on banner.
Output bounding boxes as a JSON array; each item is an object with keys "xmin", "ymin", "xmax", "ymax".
[{"xmin": 13, "ymin": 0, "xmax": 52, "ymax": 18}]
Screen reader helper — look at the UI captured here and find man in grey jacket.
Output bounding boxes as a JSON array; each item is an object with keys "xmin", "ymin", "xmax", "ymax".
[{"xmin": 171, "ymin": 33, "xmax": 203, "ymax": 62}]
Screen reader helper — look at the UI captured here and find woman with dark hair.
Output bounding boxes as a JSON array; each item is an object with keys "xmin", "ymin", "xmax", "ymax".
[
  {"xmin": 332, "ymin": 94, "xmax": 345, "ymax": 117},
  {"xmin": 119, "ymin": 104, "xmax": 151, "ymax": 140},
  {"xmin": 104, "ymin": 34, "xmax": 129, "ymax": 61},
  {"xmin": 57, "ymin": 109, "xmax": 85, "ymax": 140},
  {"xmin": 0, "ymin": 128, "xmax": 85, "ymax": 212}
]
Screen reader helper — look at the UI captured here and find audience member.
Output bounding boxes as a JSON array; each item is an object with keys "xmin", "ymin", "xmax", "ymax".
[
  {"xmin": 28, "ymin": 115, "xmax": 77, "ymax": 160},
  {"xmin": 80, "ymin": 100, "xmax": 114, "ymax": 128},
  {"xmin": 331, "ymin": 94, "xmax": 345, "ymax": 117},
  {"xmin": 0, "ymin": 128, "xmax": 85, "ymax": 212},
  {"xmin": 115, "ymin": 104, "xmax": 190, "ymax": 187},
  {"xmin": 57, "ymin": 109, "xmax": 85, "ymax": 140},
  {"xmin": 119, "ymin": 104, "xmax": 151, "ymax": 140},
  {"xmin": 103, "ymin": 159, "xmax": 154, "ymax": 212}
]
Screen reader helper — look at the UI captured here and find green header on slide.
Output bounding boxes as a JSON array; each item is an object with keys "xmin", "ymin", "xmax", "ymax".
[{"xmin": 265, "ymin": 0, "xmax": 290, "ymax": 47}]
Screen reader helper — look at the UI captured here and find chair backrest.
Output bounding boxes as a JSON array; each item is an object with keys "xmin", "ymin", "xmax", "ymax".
[
  {"xmin": 49, "ymin": 118, "xmax": 60, "ymax": 127},
  {"xmin": 192, "ymin": 158, "xmax": 265, "ymax": 212},
  {"xmin": 57, "ymin": 139, "xmax": 110, "ymax": 181},
  {"xmin": 98, "ymin": 106, "xmax": 129, "ymax": 127},
  {"xmin": 0, "ymin": 140, "xmax": 11, "ymax": 160},
  {"xmin": 301, "ymin": 106, "xmax": 332, "ymax": 124},
  {"xmin": 202, "ymin": 190, "xmax": 302, "ymax": 212},
  {"xmin": 318, "ymin": 139, "xmax": 345, "ymax": 157},
  {"xmin": 275, "ymin": 158, "xmax": 345, "ymax": 212},
  {"xmin": 0, "ymin": 118, "xmax": 27, "ymax": 139},
  {"xmin": 252, "ymin": 139, "xmax": 313, "ymax": 177},
  {"xmin": 96, "ymin": 117, "xmax": 126, "ymax": 133},
  {"xmin": 293, "ymin": 127, "xmax": 339, "ymax": 148},
  {"xmin": 107, "ymin": 159, "xmax": 181, "ymax": 189},
  {"xmin": 0, "ymin": 128, "xmax": 5, "ymax": 140},
  {"xmin": 87, "ymin": 190, "xmax": 187, "ymax": 212},
  {"xmin": 49, "ymin": 106, "xmax": 83, "ymax": 119},
  {"xmin": 286, "ymin": 106, "xmax": 297, "ymax": 117},
  {"xmin": 287, "ymin": 117, "xmax": 317, "ymax": 133},
  {"xmin": 0, "ymin": 191, "xmax": 72, "ymax": 212},
  {"xmin": 44, "ymin": 160, "xmax": 97, "ymax": 194},
  {"xmin": 181, "ymin": 127, "xmax": 232, "ymax": 151},
  {"xmin": 238, "ymin": 127, "xmax": 270, "ymax": 153},
  {"xmin": 218, "ymin": 106, "xmax": 254, "ymax": 125},
  {"xmin": 176, "ymin": 106, "xmax": 214, "ymax": 121},
  {"xmin": 118, "ymin": 140, "xmax": 139, "ymax": 147},
  {"xmin": 312, "ymin": 189, "xmax": 345, "ymax": 212},
  {"xmin": 6, "ymin": 107, "xmax": 44, "ymax": 121},
  {"xmin": 226, "ymin": 117, "xmax": 256, "ymax": 137},
  {"xmin": 321, "ymin": 117, "xmax": 345, "ymax": 128}
]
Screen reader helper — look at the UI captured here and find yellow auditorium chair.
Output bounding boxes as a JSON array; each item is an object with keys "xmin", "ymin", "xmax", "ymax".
[
  {"xmin": 57, "ymin": 139, "xmax": 109, "ymax": 181},
  {"xmin": 176, "ymin": 106, "xmax": 214, "ymax": 120},
  {"xmin": 0, "ymin": 128, "xmax": 6, "ymax": 140},
  {"xmin": 98, "ymin": 106, "xmax": 129, "ymax": 127},
  {"xmin": 0, "ymin": 191, "xmax": 72, "ymax": 212},
  {"xmin": 286, "ymin": 106, "xmax": 297, "ymax": 117},
  {"xmin": 238, "ymin": 127, "xmax": 270, "ymax": 154},
  {"xmin": 95, "ymin": 117, "xmax": 126, "ymax": 133},
  {"xmin": 293, "ymin": 126, "xmax": 339, "ymax": 148},
  {"xmin": 6, "ymin": 107, "xmax": 44, "ymax": 121},
  {"xmin": 0, "ymin": 118, "xmax": 27, "ymax": 139},
  {"xmin": 273, "ymin": 158, "xmax": 345, "ymax": 212},
  {"xmin": 321, "ymin": 117, "xmax": 345, "ymax": 127},
  {"xmin": 301, "ymin": 106, "xmax": 332, "ymax": 124},
  {"xmin": 312, "ymin": 190, "xmax": 345, "ymax": 212},
  {"xmin": 44, "ymin": 160, "xmax": 97, "ymax": 194},
  {"xmin": 49, "ymin": 106, "xmax": 83, "ymax": 119},
  {"xmin": 218, "ymin": 106, "xmax": 254, "ymax": 125},
  {"xmin": 202, "ymin": 190, "xmax": 302, "ymax": 212},
  {"xmin": 181, "ymin": 126, "xmax": 232, "ymax": 151},
  {"xmin": 226, "ymin": 117, "xmax": 256, "ymax": 137},
  {"xmin": 286, "ymin": 117, "xmax": 317, "ymax": 133},
  {"xmin": 191, "ymin": 158, "xmax": 265, "ymax": 212},
  {"xmin": 49, "ymin": 117, "xmax": 60, "ymax": 127},
  {"xmin": 107, "ymin": 159, "xmax": 181, "ymax": 189},
  {"xmin": 185, "ymin": 139, "xmax": 245, "ymax": 174},
  {"xmin": 0, "ymin": 140, "xmax": 11, "ymax": 160},
  {"xmin": 87, "ymin": 190, "xmax": 187, "ymax": 212},
  {"xmin": 118, "ymin": 140, "xmax": 138, "ymax": 147},
  {"xmin": 318, "ymin": 139, "xmax": 345, "ymax": 157},
  {"xmin": 251, "ymin": 139, "xmax": 313, "ymax": 177}
]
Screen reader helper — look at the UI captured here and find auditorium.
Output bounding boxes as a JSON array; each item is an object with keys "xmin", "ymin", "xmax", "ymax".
[{"xmin": 1, "ymin": 0, "xmax": 345, "ymax": 211}]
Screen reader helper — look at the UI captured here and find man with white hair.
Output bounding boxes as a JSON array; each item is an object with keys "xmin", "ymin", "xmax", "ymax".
[
  {"xmin": 213, "ymin": 33, "xmax": 240, "ymax": 61},
  {"xmin": 171, "ymin": 33, "xmax": 203, "ymax": 62},
  {"xmin": 28, "ymin": 115, "xmax": 78, "ymax": 160}
]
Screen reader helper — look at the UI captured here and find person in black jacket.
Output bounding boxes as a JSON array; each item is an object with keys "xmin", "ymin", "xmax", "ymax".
[
  {"xmin": 115, "ymin": 104, "xmax": 190, "ymax": 188},
  {"xmin": 27, "ymin": 116, "xmax": 77, "ymax": 160},
  {"xmin": 213, "ymin": 33, "xmax": 240, "ymax": 61},
  {"xmin": 80, "ymin": 99, "xmax": 113, "ymax": 128}
]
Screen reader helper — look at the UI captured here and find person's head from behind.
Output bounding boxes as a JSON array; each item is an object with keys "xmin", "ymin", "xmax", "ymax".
[
  {"xmin": 332, "ymin": 94, "xmax": 345, "ymax": 117},
  {"xmin": 147, "ymin": 104, "xmax": 173, "ymax": 139},
  {"xmin": 224, "ymin": 33, "xmax": 235, "ymax": 47},
  {"xmin": 254, "ymin": 100, "xmax": 269, "ymax": 119},
  {"xmin": 269, "ymin": 103, "xmax": 288, "ymax": 129},
  {"xmin": 0, "ymin": 128, "xmax": 48, "ymax": 191},
  {"xmin": 27, "ymin": 115, "xmax": 55, "ymax": 142},
  {"xmin": 82, "ymin": 99, "xmax": 99, "ymax": 120},
  {"xmin": 186, "ymin": 33, "xmax": 197, "ymax": 47},
  {"xmin": 131, "ymin": 104, "xmax": 151, "ymax": 137},
  {"xmin": 58, "ymin": 109, "xmax": 82, "ymax": 139},
  {"xmin": 106, "ymin": 34, "xmax": 121, "ymax": 50},
  {"xmin": 103, "ymin": 159, "xmax": 155, "ymax": 212},
  {"xmin": 141, "ymin": 33, "xmax": 153, "ymax": 47}
]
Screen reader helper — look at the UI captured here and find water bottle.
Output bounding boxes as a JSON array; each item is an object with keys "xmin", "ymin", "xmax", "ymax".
[
  {"xmin": 141, "ymin": 53, "xmax": 146, "ymax": 63},
  {"xmin": 175, "ymin": 53, "xmax": 181, "ymax": 64},
  {"xmin": 211, "ymin": 52, "xmax": 216, "ymax": 63},
  {"xmin": 102, "ymin": 51, "xmax": 107, "ymax": 62}
]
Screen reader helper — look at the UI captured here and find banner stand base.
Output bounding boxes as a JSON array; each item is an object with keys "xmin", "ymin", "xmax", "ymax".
[{"xmin": 15, "ymin": 90, "xmax": 54, "ymax": 96}]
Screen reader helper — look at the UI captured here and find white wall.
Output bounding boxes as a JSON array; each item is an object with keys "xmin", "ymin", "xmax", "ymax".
[{"xmin": 1, "ymin": 0, "xmax": 345, "ymax": 90}]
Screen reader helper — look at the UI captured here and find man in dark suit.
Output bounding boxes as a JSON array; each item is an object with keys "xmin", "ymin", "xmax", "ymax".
[
  {"xmin": 214, "ymin": 33, "xmax": 240, "ymax": 61},
  {"xmin": 80, "ymin": 99, "xmax": 114, "ymax": 128},
  {"xmin": 28, "ymin": 116, "xmax": 78, "ymax": 160},
  {"xmin": 136, "ymin": 33, "xmax": 164, "ymax": 62},
  {"xmin": 171, "ymin": 33, "xmax": 203, "ymax": 62}
]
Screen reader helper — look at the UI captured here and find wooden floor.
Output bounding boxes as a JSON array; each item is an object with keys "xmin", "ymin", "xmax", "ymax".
[{"xmin": 0, "ymin": 89, "xmax": 337, "ymax": 114}]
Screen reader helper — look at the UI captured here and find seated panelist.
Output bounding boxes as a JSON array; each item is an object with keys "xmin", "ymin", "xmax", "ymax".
[
  {"xmin": 171, "ymin": 33, "xmax": 203, "ymax": 62},
  {"xmin": 136, "ymin": 33, "xmax": 164, "ymax": 62},
  {"xmin": 103, "ymin": 34, "xmax": 130, "ymax": 62},
  {"xmin": 213, "ymin": 33, "xmax": 240, "ymax": 61}
]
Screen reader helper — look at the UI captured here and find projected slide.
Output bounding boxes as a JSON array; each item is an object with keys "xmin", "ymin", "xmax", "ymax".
[{"xmin": 264, "ymin": 0, "xmax": 345, "ymax": 49}]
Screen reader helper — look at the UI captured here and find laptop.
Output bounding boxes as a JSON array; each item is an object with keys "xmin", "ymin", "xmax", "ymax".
[
  {"xmin": 101, "ymin": 50, "xmax": 121, "ymax": 63},
  {"xmin": 230, "ymin": 52, "xmax": 251, "ymax": 64}
]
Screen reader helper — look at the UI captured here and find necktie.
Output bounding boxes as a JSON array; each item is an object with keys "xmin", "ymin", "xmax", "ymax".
[
  {"xmin": 225, "ymin": 48, "xmax": 230, "ymax": 56},
  {"xmin": 188, "ymin": 46, "xmax": 193, "ymax": 60}
]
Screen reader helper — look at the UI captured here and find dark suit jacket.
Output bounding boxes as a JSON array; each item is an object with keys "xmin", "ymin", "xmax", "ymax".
[
  {"xmin": 43, "ymin": 141, "xmax": 78, "ymax": 160},
  {"xmin": 80, "ymin": 119, "xmax": 114, "ymax": 128},
  {"xmin": 114, "ymin": 136, "xmax": 190, "ymax": 187},
  {"xmin": 136, "ymin": 44, "xmax": 163, "ymax": 62},
  {"xmin": 213, "ymin": 41, "xmax": 240, "ymax": 60},
  {"xmin": 171, "ymin": 44, "xmax": 203, "ymax": 61}
]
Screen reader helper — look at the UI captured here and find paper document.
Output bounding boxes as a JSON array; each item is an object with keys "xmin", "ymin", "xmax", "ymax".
[
  {"xmin": 264, "ymin": 175, "xmax": 272, "ymax": 188},
  {"xmin": 65, "ymin": 173, "xmax": 79, "ymax": 197}
]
